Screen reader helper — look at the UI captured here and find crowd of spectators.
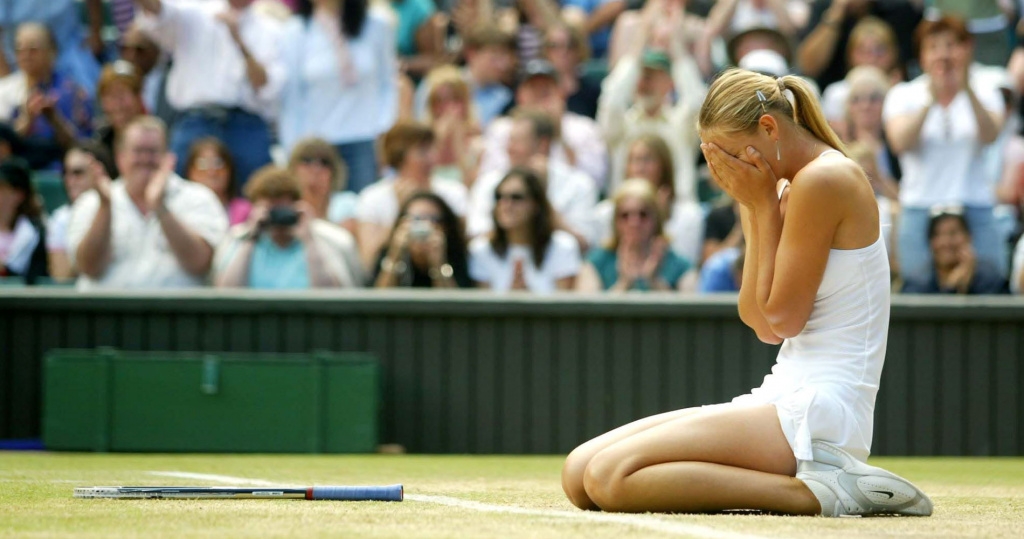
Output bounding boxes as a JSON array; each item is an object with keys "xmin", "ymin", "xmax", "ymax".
[{"xmin": 2, "ymin": 0, "xmax": 1024, "ymax": 296}]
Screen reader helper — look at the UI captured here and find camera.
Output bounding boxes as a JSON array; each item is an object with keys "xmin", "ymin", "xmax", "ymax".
[
  {"xmin": 267, "ymin": 206, "xmax": 300, "ymax": 227},
  {"xmin": 409, "ymin": 219, "xmax": 434, "ymax": 241}
]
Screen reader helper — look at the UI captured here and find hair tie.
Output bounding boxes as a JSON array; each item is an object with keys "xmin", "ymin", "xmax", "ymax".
[{"xmin": 776, "ymin": 77, "xmax": 786, "ymax": 95}]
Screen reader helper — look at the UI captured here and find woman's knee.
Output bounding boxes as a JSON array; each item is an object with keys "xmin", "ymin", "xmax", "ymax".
[
  {"xmin": 562, "ymin": 446, "xmax": 599, "ymax": 510},
  {"xmin": 581, "ymin": 449, "xmax": 639, "ymax": 512}
]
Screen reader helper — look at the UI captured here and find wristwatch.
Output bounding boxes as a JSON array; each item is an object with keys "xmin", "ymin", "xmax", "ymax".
[{"xmin": 429, "ymin": 263, "xmax": 454, "ymax": 280}]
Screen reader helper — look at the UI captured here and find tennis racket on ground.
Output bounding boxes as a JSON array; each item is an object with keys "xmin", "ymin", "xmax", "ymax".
[{"xmin": 74, "ymin": 485, "xmax": 403, "ymax": 501}]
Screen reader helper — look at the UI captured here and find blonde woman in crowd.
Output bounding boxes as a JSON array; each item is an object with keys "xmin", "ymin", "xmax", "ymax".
[
  {"xmin": 577, "ymin": 179, "xmax": 692, "ymax": 292},
  {"xmin": 420, "ymin": 65, "xmax": 483, "ymax": 187}
]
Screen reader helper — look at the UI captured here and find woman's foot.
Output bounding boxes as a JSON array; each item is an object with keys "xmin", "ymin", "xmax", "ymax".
[{"xmin": 797, "ymin": 440, "xmax": 933, "ymax": 517}]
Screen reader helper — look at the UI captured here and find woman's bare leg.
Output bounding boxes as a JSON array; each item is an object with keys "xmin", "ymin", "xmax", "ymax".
[
  {"xmin": 581, "ymin": 404, "xmax": 821, "ymax": 514},
  {"xmin": 562, "ymin": 407, "xmax": 704, "ymax": 510}
]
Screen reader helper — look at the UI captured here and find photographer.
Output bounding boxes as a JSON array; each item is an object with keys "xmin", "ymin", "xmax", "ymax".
[
  {"xmin": 213, "ymin": 166, "xmax": 363, "ymax": 289},
  {"xmin": 374, "ymin": 192, "xmax": 472, "ymax": 288}
]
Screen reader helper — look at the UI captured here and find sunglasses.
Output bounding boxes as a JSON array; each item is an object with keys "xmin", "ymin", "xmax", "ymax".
[
  {"xmin": 617, "ymin": 209, "xmax": 652, "ymax": 221},
  {"xmin": 408, "ymin": 214, "xmax": 442, "ymax": 223},
  {"xmin": 495, "ymin": 191, "xmax": 528, "ymax": 203},
  {"xmin": 299, "ymin": 156, "xmax": 332, "ymax": 167},
  {"xmin": 850, "ymin": 92, "xmax": 884, "ymax": 105}
]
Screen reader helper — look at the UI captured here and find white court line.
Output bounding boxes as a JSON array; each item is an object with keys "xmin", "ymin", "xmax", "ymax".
[{"xmin": 149, "ymin": 471, "xmax": 768, "ymax": 539}]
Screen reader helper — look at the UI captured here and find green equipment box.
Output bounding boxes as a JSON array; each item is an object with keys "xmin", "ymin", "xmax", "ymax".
[{"xmin": 43, "ymin": 349, "xmax": 380, "ymax": 453}]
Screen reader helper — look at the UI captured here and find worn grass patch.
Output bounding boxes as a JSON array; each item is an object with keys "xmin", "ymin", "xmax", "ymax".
[{"xmin": 1, "ymin": 453, "xmax": 1021, "ymax": 538}]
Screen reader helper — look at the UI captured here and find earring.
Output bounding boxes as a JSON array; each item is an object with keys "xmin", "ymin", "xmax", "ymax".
[{"xmin": 776, "ymin": 141, "xmax": 781, "ymax": 161}]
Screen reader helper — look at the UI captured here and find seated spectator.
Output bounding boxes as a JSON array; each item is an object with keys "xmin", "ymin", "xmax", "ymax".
[
  {"xmin": 118, "ymin": 24, "xmax": 176, "ymax": 125},
  {"xmin": 821, "ymin": 17, "xmax": 902, "ymax": 128},
  {"xmin": 374, "ymin": 192, "xmax": 472, "ymax": 288},
  {"xmin": 288, "ymin": 138, "xmax": 359, "ymax": 236},
  {"xmin": 48, "ymin": 141, "xmax": 117, "ymax": 281},
  {"xmin": 577, "ymin": 179, "xmax": 692, "ymax": 292},
  {"xmin": 0, "ymin": 158, "xmax": 47, "ymax": 283},
  {"xmin": 185, "ymin": 137, "xmax": 251, "ymax": 226},
  {"xmin": 467, "ymin": 108, "xmax": 596, "ymax": 245},
  {"xmin": 478, "ymin": 58, "xmax": 608, "ymax": 192},
  {"xmin": 884, "ymin": 16, "xmax": 1007, "ymax": 289},
  {"xmin": 0, "ymin": 0, "xmax": 101, "ymax": 94},
  {"xmin": 355, "ymin": 120, "xmax": 467, "ymax": 270},
  {"xmin": 469, "ymin": 167, "xmax": 581, "ymax": 292},
  {"xmin": 597, "ymin": 3, "xmax": 705, "ymax": 201},
  {"xmin": 213, "ymin": 165, "xmax": 363, "ymax": 288},
  {"xmin": 837, "ymin": 65, "xmax": 900, "ymax": 189},
  {"xmin": 698, "ymin": 245, "xmax": 743, "ymax": 293},
  {"xmin": 413, "ymin": 24, "xmax": 515, "ymax": 128},
  {"xmin": 94, "ymin": 61, "xmax": 146, "ymax": 162},
  {"xmin": 702, "ymin": 198, "xmax": 741, "ymax": 266},
  {"xmin": 797, "ymin": 0, "xmax": 921, "ymax": 90},
  {"xmin": 421, "ymin": 65, "xmax": 483, "ymax": 186},
  {"xmin": 134, "ymin": 0, "xmax": 285, "ymax": 187},
  {"xmin": 542, "ymin": 21, "xmax": 600, "ymax": 119},
  {"xmin": 0, "ymin": 23, "xmax": 93, "ymax": 169},
  {"xmin": 589, "ymin": 133, "xmax": 704, "ymax": 264},
  {"xmin": 67, "ymin": 116, "xmax": 228, "ymax": 289},
  {"xmin": 902, "ymin": 209, "xmax": 1007, "ymax": 294},
  {"xmin": 280, "ymin": 0, "xmax": 397, "ymax": 193}
]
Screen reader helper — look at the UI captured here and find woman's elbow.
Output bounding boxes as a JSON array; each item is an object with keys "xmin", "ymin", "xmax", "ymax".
[
  {"xmin": 755, "ymin": 330, "xmax": 784, "ymax": 345},
  {"xmin": 766, "ymin": 315, "xmax": 806, "ymax": 340}
]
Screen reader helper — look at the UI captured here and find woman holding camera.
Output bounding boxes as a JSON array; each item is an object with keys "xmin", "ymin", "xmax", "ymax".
[{"xmin": 374, "ymin": 192, "xmax": 472, "ymax": 288}]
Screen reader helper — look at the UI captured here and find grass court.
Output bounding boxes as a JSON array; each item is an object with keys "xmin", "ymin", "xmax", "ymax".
[{"xmin": 2, "ymin": 452, "xmax": 1022, "ymax": 538}]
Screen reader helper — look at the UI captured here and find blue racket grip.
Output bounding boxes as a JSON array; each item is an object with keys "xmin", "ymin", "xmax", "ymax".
[{"xmin": 311, "ymin": 485, "xmax": 404, "ymax": 501}]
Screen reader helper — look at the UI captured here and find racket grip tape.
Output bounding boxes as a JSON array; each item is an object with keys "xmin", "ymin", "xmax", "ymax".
[{"xmin": 309, "ymin": 485, "xmax": 404, "ymax": 501}]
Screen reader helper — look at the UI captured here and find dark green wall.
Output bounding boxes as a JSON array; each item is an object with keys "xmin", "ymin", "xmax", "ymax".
[{"xmin": 2, "ymin": 290, "xmax": 1022, "ymax": 455}]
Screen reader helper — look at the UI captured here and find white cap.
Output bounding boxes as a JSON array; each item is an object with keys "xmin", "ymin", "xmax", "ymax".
[{"xmin": 738, "ymin": 49, "xmax": 789, "ymax": 77}]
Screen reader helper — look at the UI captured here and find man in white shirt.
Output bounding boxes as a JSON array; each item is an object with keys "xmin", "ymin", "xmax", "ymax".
[
  {"xmin": 133, "ymin": 0, "xmax": 285, "ymax": 186},
  {"xmin": 597, "ymin": 36, "xmax": 706, "ymax": 202},
  {"xmin": 477, "ymin": 59, "xmax": 608, "ymax": 192},
  {"xmin": 67, "ymin": 116, "xmax": 228, "ymax": 289},
  {"xmin": 468, "ymin": 108, "xmax": 597, "ymax": 246}
]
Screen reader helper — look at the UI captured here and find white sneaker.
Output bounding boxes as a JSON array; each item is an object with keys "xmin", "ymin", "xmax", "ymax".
[{"xmin": 796, "ymin": 440, "xmax": 933, "ymax": 517}]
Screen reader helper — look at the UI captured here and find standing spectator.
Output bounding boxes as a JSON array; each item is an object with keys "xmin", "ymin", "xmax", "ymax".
[
  {"xmin": 577, "ymin": 179, "xmax": 692, "ymax": 292},
  {"xmin": 0, "ymin": 158, "xmax": 47, "ymax": 284},
  {"xmin": 467, "ymin": 108, "xmax": 596, "ymax": 244},
  {"xmin": 213, "ymin": 165, "xmax": 363, "ymax": 288},
  {"xmin": 133, "ymin": 0, "xmax": 286, "ymax": 187},
  {"xmin": 0, "ymin": 0, "xmax": 101, "ymax": 95},
  {"xmin": 420, "ymin": 65, "xmax": 483, "ymax": 186},
  {"xmin": 589, "ymin": 134, "xmax": 704, "ymax": 265},
  {"xmin": 280, "ymin": 0, "xmax": 397, "ymax": 193},
  {"xmin": 374, "ymin": 192, "xmax": 472, "ymax": 288},
  {"xmin": 94, "ymin": 61, "xmax": 145, "ymax": 162},
  {"xmin": 355, "ymin": 121, "xmax": 468, "ymax": 270},
  {"xmin": 797, "ymin": 0, "xmax": 921, "ymax": 90},
  {"xmin": 48, "ymin": 141, "xmax": 116, "ymax": 282},
  {"xmin": 288, "ymin": 138, "xmax": 359, "ymax": 235},
  {"xmin": 820, "ymin": 16, "xmax": 902, "ymax": 128},
  {"xmin": 469, "ymin": 166, "xmax": 581, "ymax": 292},
  {"xmin": 902, "ymin": 209, "xmax": 1007, "ymax": 294},
  {"xmin": 67, "ymin": 116, "xmax": 228, "ymax": 289},
  {"xmin": 883, "ymin": 16, "xmax": 1007, "ymax": 289},
  {"xmin": 0, "ymin": 23, "xmax": 93, "ymax": 169},
  {"xmin": 412, "ymin": 24, "xmax": 515, "ymax": 128},
  {"xmin": 185, "ymin": 137, "xmax": 252, "ymax": 226},
  {"xmin": 696, "ymin": 0, "xmax": 804, "ymax": 75},
  {"xmin": 597, "ymin": 0, "xmax": 705, "ymax": 202},
  {"xmin": 927, "ymin": 0, "xmax": 1013, "ymax": 67},
  {"xmin": 606, "ymin": 0, "xmax": 704, "ymax": 71},
  {"xmin": 478, "ymin": 58, "xmax": 608, "ymax": 192},
  {"xmin": 559, "ymin": 0, "xmax": 621, "ymax": 60},
  {"xmin": 542, "ymin": 21, "xmax": 601, "ymax": 119},
  {"xmin": 118, "ymin": 24, "xmax": 176, "ymax": 126}
]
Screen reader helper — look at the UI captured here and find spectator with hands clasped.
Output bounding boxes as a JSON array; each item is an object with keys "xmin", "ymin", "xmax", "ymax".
[
  {"xmin": 901, "ymin": 209, "xmax": 1007, "ymax": 294},
  {"xmin": 213, "ymin": 166, "xmax": 363, "ymax": 289}
]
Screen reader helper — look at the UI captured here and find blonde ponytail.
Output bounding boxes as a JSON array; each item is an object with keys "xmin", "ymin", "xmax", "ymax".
[
  {"xmin": 698, "ymin": 68, "xmax": 846, "ymax": 155},
  {"xmin": 778, "ymin": 75, "xmax": 846, "ymax": 155}
]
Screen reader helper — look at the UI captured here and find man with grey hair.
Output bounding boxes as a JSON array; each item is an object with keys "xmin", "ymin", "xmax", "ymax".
[{"xmin": 68, "ymin": 115, "xmax": 228, "ymax": 288}]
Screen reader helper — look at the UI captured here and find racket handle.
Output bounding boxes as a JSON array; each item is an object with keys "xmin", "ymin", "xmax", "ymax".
[{"xmin": 310, "ymin": 485, "xmax": 404, "ymax": 501}]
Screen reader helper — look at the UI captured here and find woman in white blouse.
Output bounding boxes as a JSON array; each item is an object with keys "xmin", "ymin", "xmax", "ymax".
[
  {"xmin": 469, "ymin": 167, "xmax": 581, "ymax": 292},
  {"xmin": 280, "ymin": 0, "xmax": 398, "ymax": 193}
]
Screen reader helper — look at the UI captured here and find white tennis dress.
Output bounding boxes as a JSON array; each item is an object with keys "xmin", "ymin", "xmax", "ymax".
[{"xmin": 732, "ymin": 152, "xmax": 891, "ymax": 463}]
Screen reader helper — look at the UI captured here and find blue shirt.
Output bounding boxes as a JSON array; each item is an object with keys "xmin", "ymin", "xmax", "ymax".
[
  {"xmin": 698, "ymin": 247, "xmax": 741, "ymax": 293},
  {"xmin": 249, "ymin": 235, "xmax": 311, "ymax": 289},
  {"xmin": 587, "ymin": 247, "xmax": 690, "ymax": 290},
  {"xmin": 11, "ymin": 71, "xmax": 93, "ymax": 142},
  {"xmin": 0, "ymin": 0, "xmax": 100, "ymax": 95},
  {"xmin": 561, "ymin": 0, "xmax": 615, "ymax": 58}
]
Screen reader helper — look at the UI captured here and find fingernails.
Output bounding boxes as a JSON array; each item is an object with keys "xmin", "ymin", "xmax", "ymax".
[{"xmin": 746, "ymin": 146, "xmax": 756, "ymax": 156}]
